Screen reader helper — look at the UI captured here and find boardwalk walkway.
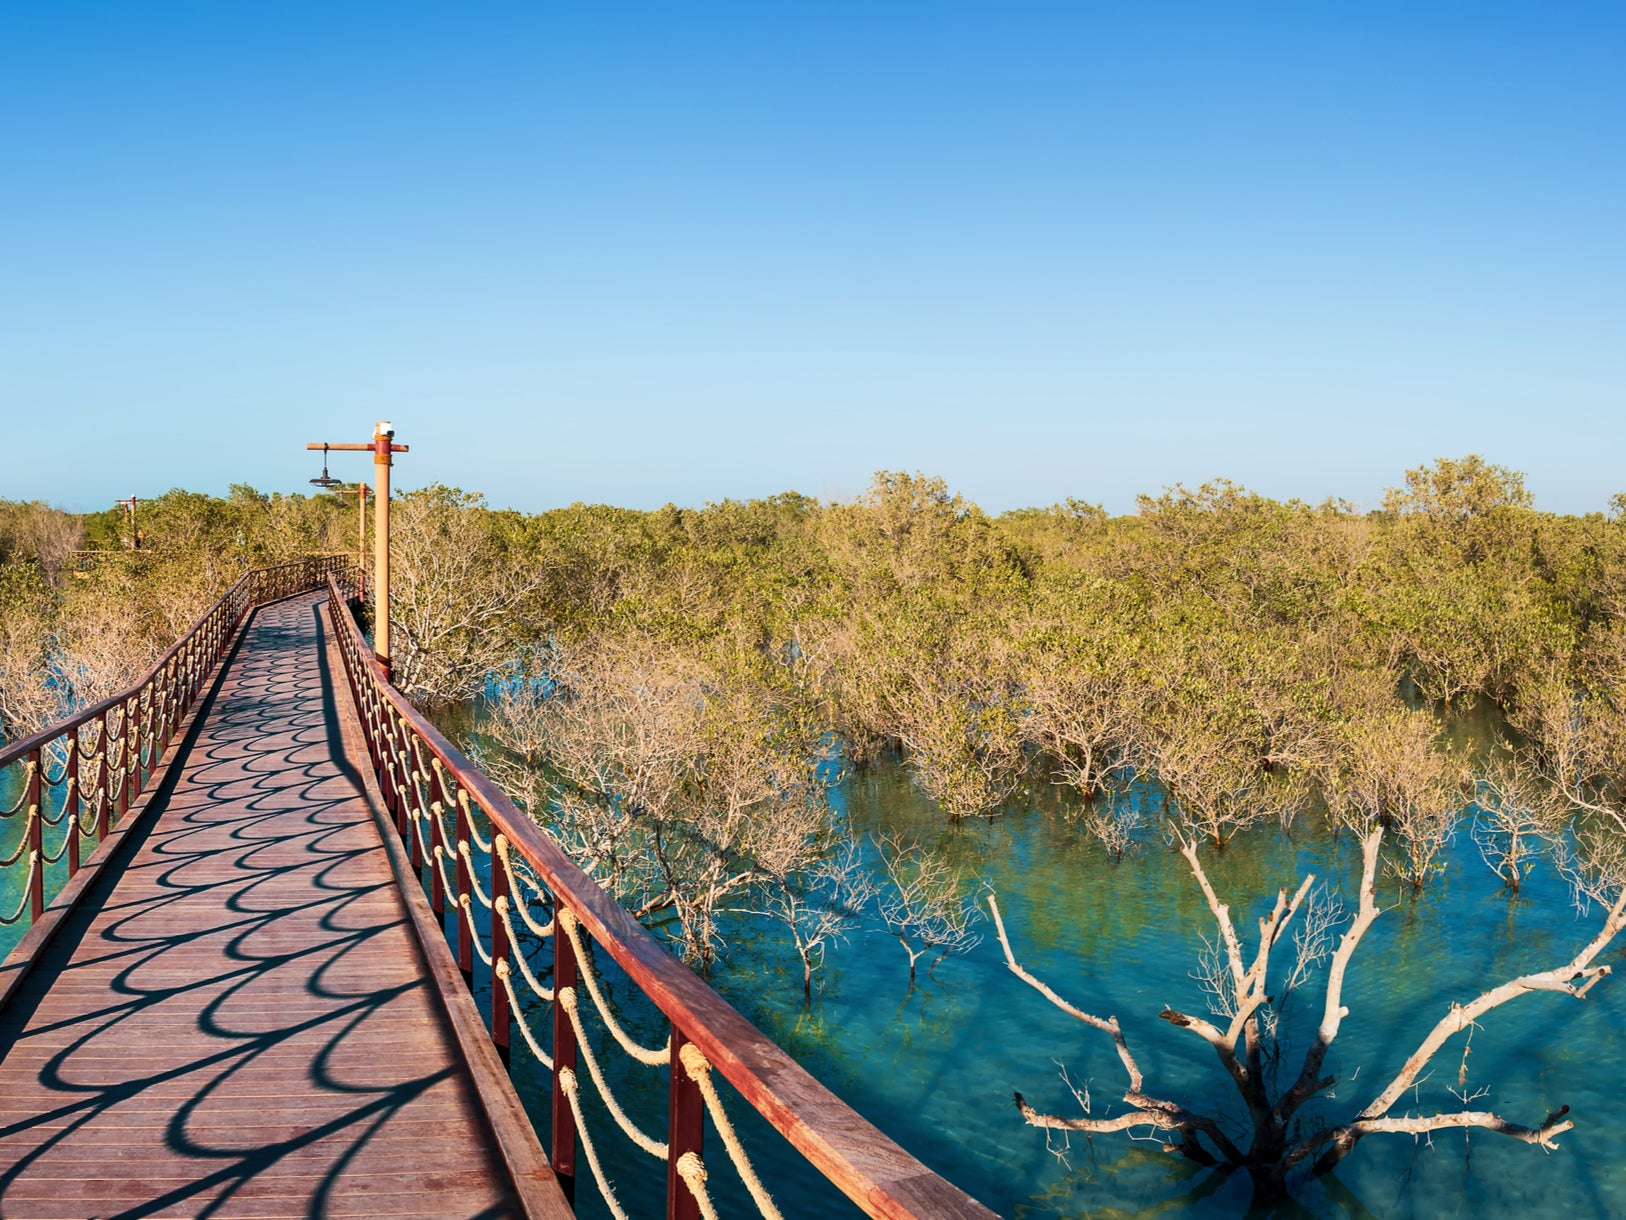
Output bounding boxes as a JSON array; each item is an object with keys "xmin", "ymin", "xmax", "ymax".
[{"xmin": 0, "ymin": 593, "xmax": 525, "ymax": 1218}]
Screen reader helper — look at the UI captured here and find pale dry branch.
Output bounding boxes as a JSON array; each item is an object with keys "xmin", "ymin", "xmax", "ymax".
[
  {"xmin": 988, "ymin": 893, "xmax": 1144, "ymax": 1092},
  {"xmin": 1275, "ymin": 824, "xmax": 1383, "ymax": 1124},
  {"xmin": 1353, "ymin": 886, "xmax": 1626, "ymax": 1131},
  {"xmin": 878, "ymin": 834, "xmax": 982, "ymax": 978}
]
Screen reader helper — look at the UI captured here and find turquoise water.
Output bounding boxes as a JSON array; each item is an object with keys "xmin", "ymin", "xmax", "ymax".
[
  {"xmin": 447, "ymin": 752, "xmax": 1626, "ymax": 1219},
  {"xmin": 8, "ymin": 731, "xmax": 1625, "ymax": 1217},
  {"xmin": 694, "ymin": 765, "xmax": 1626, "ymax": 1217},
  {"xmin": 0, "ymin": 751, "xmax": 99, "ymax": 961}
]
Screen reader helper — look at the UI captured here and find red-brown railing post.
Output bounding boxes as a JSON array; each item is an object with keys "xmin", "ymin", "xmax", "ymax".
[
  {"xmin": 411, "ymin": 748, "xmax": 428, "ymax": 869},
  {"xmin": 426, "ymin": 759, "xmax": 445, "ymax": 916},
  {"xmin": 422, "ymin": 745, "xmax": 450, "ymax": 905},
  {"xmin": 128, "ymin": 694, "xmax": 144, "ymax": 805},
  {"xmin": 394, "ymin": 726, "xmax": 412, "ymax": 846},
  {"xmin": 161, "ymin": 658, "xmax": 177, "ymax": 752},
  {"xmin": 552, "ymin": 913, "xmax": 579, "ymax": 1204},
  {"xmin": 66, "ymin": 733, "xmax": 80, "ymax": 876},
  {"xmin": 378, "ymin": 712, "xmax": 403, "ymax": 840},
  {"xmin": 364, "ymin": 680, "xmax": 383, "ymax": 773},
  {"xmin": 179, "ymin": 640, "xmax": 193, "ymax": 712},
  {"xmin": 491, "ymin": 836, "xmax": 511, "ymax": 1058},
  {"xmin": 454, "ymin": 790, "xmax": 473, "ymax": 977},
  {"xmin": 115, "ymin": 705, "xmax": 131, "ymax": 827},
  {"xmin": 155, "ymin": 664, "xmax": 168, "ymax": 756},
  {"xmin": 667, "ymin": 1028, "xmax": 704, "ymax": 1220},
  {"xmin": 95, "ymin": 712, "xmax": 110, "ymax": 839},
  {"xmin": 141, "ymin": 692, "xmax": 153, "ymax": 797},
  {"xmin": 26, "ymin": 747, "xmax": 44, "ymax": 923}
]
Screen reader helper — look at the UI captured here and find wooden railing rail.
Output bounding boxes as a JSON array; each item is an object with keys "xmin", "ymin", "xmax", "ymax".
[
  {"xmin": 0, "ymin": 556, "xmax": 352, "ymax": 939},
  {"xmin": 325, "ymin": 575, "xmax": 996, "ymax": 1220}
]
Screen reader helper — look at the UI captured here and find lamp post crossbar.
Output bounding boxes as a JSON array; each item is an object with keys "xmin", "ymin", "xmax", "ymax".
[{"xmin": 304, "ymin": 426, "xmax": 407, "ymax": 681}]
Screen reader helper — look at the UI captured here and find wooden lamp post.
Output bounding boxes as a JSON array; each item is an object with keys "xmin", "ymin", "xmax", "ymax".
[
  {"xmin": 114, "ymin": 495, "xmax": 148, "ymax": 550},
  {"xmin": 305, "ymin": 423, "xmax": 408, "ymax": 681}
]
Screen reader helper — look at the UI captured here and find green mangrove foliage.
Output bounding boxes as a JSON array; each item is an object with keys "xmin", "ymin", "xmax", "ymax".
[
  {"xmin": 0, "ymin": 488, "xmax": 354, "ymax": 740},
  {"xmin": 17, "ymin": 458, "xmax": 1626, "ymax": 1196},
  {"xmin": 474, "ymin": 628, "xmax": 836, "ymax": 967},
  {"xmin": 490, "ymin": 461, "xmax": 1620, "ymax": 852},
  {"xmin": 387, "ymin": 486, "xmax": 545, "ymax": 705},
  {"xmin": 11, "ymin": 457, "xmax": 1626, "ymax": 976}
]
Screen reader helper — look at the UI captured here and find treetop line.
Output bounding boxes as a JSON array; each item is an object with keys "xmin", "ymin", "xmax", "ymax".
[{"xmin": 4, "ymin": 454, "xmax": 1625, "ymax": 1202}]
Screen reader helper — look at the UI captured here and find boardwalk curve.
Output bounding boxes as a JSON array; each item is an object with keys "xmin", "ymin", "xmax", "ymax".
[{"xmin": 0, "ymin": 593, "xmax": 536, "ymax": 1218}]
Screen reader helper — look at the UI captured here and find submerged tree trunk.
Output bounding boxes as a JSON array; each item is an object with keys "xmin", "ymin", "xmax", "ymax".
[{"xmin": 991, "ymin": 823, "xmax": 1626, "ymax": 1193}]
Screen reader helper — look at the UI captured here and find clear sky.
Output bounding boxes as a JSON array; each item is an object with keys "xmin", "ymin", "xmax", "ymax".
[{"xmin": 2, "ymin": 2, "xmax": 1622, "ymax": 517}]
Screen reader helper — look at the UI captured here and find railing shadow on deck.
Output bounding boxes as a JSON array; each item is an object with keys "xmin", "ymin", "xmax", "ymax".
[
  {"xmin": 0, "ymin": 564, "xmax": 519, "ymax": 1218},
  {"xmin": 0, "ymin": 556, "xmax": 352, "ymax": 966}
]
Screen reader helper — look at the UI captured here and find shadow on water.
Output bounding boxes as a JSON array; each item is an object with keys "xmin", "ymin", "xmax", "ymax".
[{"xmin": 0, "ymin": 597, "xmax": 515, "ymax": 1219}]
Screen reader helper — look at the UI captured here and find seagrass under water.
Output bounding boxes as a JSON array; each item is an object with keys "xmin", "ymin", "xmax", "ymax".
[
  {"xmin": 429, "ymin": 723, "xmax": 1626, "ymax": 1219},
  {"xmin": 705, "ymin": 763, "xmax": 1626, "ymax": 1217}
]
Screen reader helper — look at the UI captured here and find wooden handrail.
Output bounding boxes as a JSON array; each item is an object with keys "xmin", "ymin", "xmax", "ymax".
[
  {"xmin": 0, "ymin": 557, "xmax": 350, "ymax": 770},
  {"xmin": 324, "ymin": 575, "xmax": 996, "ymax": 1219}
]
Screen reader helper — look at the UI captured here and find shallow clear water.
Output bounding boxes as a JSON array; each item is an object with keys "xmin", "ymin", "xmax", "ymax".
[
  {"xmin": 713, "ymin": 765, "xmax": 1626, "ymax": 1218},
  {"xmin": 0, "ymin": 754, "xmax": 89, "ymax": 961},
  {"xmin": 455, "ymin": 751, "xmax": 1626, "ymax": 1219},
  {"xmin": 7, "ymin": 732, "xmax": 1625, "ymax": 1218}
]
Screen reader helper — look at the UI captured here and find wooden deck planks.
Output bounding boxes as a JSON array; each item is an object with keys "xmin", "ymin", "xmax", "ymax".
[{"xmin": 0, "ymin": 595, "xmax": 526, "ymax": 1219}]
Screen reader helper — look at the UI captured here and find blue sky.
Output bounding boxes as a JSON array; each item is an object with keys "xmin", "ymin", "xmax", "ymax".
[{"xmin": 2, "ymin": 2, "xmax": 1622, "ymax": 516}]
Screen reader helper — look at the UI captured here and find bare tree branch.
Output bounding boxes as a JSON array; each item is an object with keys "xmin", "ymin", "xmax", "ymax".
[{"xmin": 988, "ymin": 893, "xmax": 1144, "ymax": 1092}]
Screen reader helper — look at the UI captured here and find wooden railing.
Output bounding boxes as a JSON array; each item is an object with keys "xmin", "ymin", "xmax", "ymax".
[
  {"xmin": 325, "ymin": 576, "xmax": 996, "ymax": 1220},
  {"xmin": 0, "ymin": 556, "xmax": 352, "ymax": 938}
]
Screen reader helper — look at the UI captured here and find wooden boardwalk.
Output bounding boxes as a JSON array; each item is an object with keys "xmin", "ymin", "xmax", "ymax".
[{"xmin": 0, "ymin": 594, "xmax": 532, "ymax": 1219}]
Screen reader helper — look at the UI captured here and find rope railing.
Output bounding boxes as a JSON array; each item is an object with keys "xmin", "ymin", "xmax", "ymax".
[
  {"xmin": 325, "ymin": 575, "xmax": 995, "ymax": 1220},
  {"xmin": 0, "ymin": 556, "xmax": 352, "ymax": 942}
]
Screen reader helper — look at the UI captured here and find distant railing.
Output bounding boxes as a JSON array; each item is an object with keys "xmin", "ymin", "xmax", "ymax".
[
  {"xmin": 64, "ymin": 548, "xmax": 160, "ymax": 571},
  {"xmin": 325, "ymin": 575, "xmax": 995, "ymax": 1220},
  {"xmin": 0, "ymin": 556, "xmax": 351, "ymax": 936}
]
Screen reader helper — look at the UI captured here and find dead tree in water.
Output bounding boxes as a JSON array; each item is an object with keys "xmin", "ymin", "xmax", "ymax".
[
  {"xmin": 990, "ymin": 824, "xmax": 1626, "ymax": 1199},
  {"xmin": 1472, "ymin": 755, "xmax": 1565, "ymax": 891},
  {"xmin": 877, "ymin": 834, "xmax": 982, "ymax": 983},
  {"xmin": 759, "ymin": 838, "xmax": 876, "ymax": 1003}
]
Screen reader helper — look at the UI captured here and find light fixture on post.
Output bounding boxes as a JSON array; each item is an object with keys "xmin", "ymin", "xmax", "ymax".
[
  {"xmin": 304, "ymin": 423, "xmax": 409, "ymax": 682},
  {"xmin": 309, "ymin": 444, "xmax": 342, "ymax": 489}
]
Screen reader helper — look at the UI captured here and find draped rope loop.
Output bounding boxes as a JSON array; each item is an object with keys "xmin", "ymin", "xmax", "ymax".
[
  {"xmin": 0, "ymin": 810, "xmax": 37, "ymax": 867},
  {"xmin": 0, "ymin": 853, "xmax": 38, "ymax": 925},
  {"xmin": 456, "ymin": 892, "xmax": 494, "ymax": 965},
  {"xmin": 457, "ymin": 839, "xmax": 495, "ymax": 908},
  {"xmin": 558, "ymin": 907, "xmax": 671, "ymax": 1067},
  {"xmin": 495, "ymin": 897, "xmax": 554, "ymax": 1001},
  {"xmin": 679, "ymin": 1041, "xmax": 784, "ymax": 1220},
  {"xmin": 496, "ymin": 958, "xmax": 554, "ymax": 1068},
  {"xmin": 560, "ymin": 1068, "xmax": 631, "ymax": 1220},
  {"xmin": 0, "ymin": 764, "xmax": 35, "ymax": 818},
  {"xmin": 559, "ymin": 985, "xmax": 669, "ymax": 1159},
  {"xmin": 496, "ymin": 836, "xmax": 556, "ymax": 938},
  {"xmin": 460, "ymin": 789, "xmax": 493, "ymax": 854}
]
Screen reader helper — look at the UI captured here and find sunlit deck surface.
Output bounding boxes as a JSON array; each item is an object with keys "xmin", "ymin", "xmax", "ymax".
[{"xmin": 0, "ymin": 593, "xmax": 522, "ymax": 1218}]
